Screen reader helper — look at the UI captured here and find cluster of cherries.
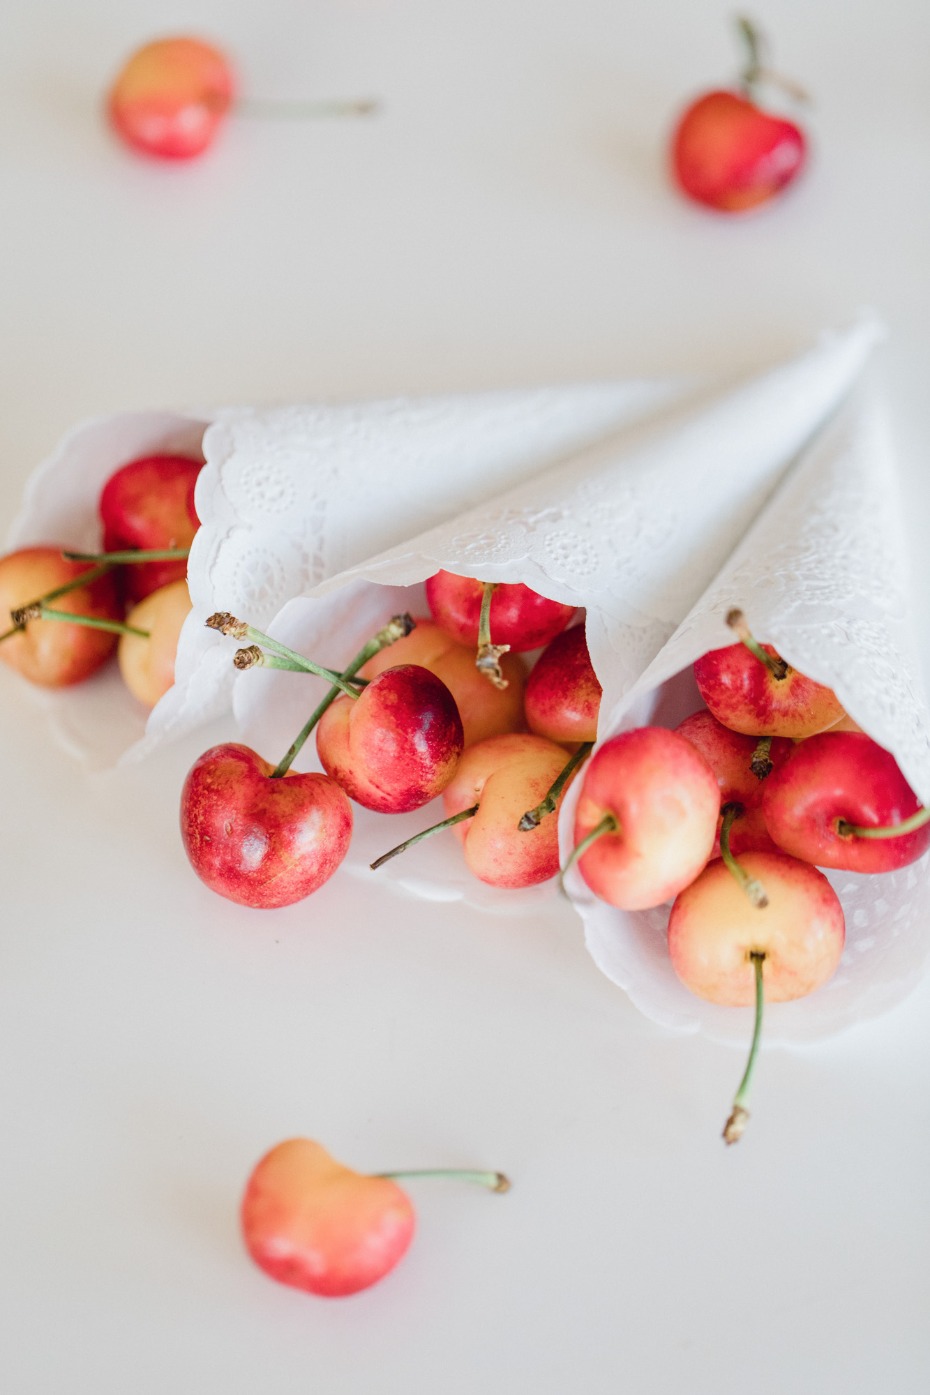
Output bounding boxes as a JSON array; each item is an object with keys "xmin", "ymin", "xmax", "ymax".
[
  {"xmin": 0, "ymin": 452, "xmax": 201, "ymax": 707},
  {"xmin": 106, "ymin": 19, "xmax": 805, "ymax": 215}
]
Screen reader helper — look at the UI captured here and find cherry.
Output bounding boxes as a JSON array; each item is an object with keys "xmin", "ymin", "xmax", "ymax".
[
  {"xmin": 675, "ymin": 708, "xmax": 792, "ymax": 857},
  {"xmin": 425, "ymin": 571, "xmax": 575, "ymax": 688},
  {"xmin": 241, "ymin": 1138, "xmax": 509, "ymax": 1298},
  {"xmin": 117, "ymin": 578, "xmax": 192, "ymax": 708},
  {"xmin": 99, "ymin": 454, "xmax": 202, "ymax": 603},
  {"xmin": 670, "ymin": 18, "xmax": 807, "ymax": 213},
  {"xmin": 0, "ymin": 547, "xmax": 122, "ymax": 687},
  {"xmin": 523, "ymin": 623, "xmax": 601, "ymax": 747}
]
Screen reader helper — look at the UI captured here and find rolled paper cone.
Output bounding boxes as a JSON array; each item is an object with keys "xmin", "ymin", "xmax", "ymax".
[
  {"xmin": 562, "ymin": 383, "xmax": 930, "ymax": 1044},
  {"xmin": 5, "ymin": 320, "xmax": 880, "ymax": 769}
]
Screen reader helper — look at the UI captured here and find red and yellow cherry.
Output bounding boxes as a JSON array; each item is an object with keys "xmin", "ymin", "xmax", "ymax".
[
  {"xmin": 180, "ymin": 743, "xmax": 352, "ymax": 908},
  {"xmin": 241, "ymin": 1138, "xmax": 509, "ymax": 1298},
  {"xmin": 425, "ymin": 571, "xmax": 575, "ymax": 656},
  {"xmin": 0, "ymin": 546, "xmax": 122, "ymax": 687},
  {"xmin": 670, "ymin": 18, "xmax": 806, "ymax": 213},
  {"xmin": 523, "ymin": 623, "xmax": 601, "ymax": 747},
  {"xmin": 570, "ymin": 727, "xmax": 719, "ymax": 910},
  {"xmin": 761, "ymin": 731, "xmax": 930, "ymax": 873},
  {"xmin": 316, "ymin": 664, "xmax": 464, "ymax": 814},
  {"xmin": 107, "ymin": 37, "xmax": 235, "ymax": 161},
  {"xmin": 693, "ymin": 610, "xmax": 844, "ymax": 739},
  {"xmin": 358, "ymin": 617, "xmax": 526, "ymax": 747},
  {"xmin": 676, "ymin": 709, "xmax": 791, "ymax": 856},
  {"xmin": 99, "ymin": 453, "xmax": 202, "ymax": 603},
  {"xmin": 440, "ymin": 732, "xmax": 574, "ymax": 888},
  {"xmin": 668, "ymin": 851, "xmax": 845, "ymax": 1141},
  {"xmin": 118, "ymin": 578, "xmax": 192, "ymax": 708}
]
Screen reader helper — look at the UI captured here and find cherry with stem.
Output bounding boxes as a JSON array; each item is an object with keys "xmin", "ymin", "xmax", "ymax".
[{"xmin": 476, "ymin": 582, "xmax": 510, "ymax": 690}]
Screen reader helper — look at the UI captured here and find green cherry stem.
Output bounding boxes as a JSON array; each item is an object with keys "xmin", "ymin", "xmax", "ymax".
[
  {"xmin": 370, "ymin": 805, "xmax": 479, "ymax": 871},
  {"xmin": 837, "ymin": 806, "xmax": 930, "ymax": 840},
  {"xmin": 726, "ymin": 608, "xmax": 788, "ymax": 681},
  {"xmin": 62, "ymin": 547, "xmax": 190, "ymax": 565},
  {"xmin": 374, "ymin": 1167, "xmax": 510, "ymax": 1192},
  {"xmin": 237, "ymin": 96, "xmax": 380, "ymax": 120},
  {"xmin": 476, "ymin": 581, "xmax": 510, "ymax": 690},
  {"xmin": 723, "ymin": 951, "xmax": 766, "ymax": 1146},
  {"xmin": 1, "ymin": 562, "xmax": 115, "ymax": 643},
  {"xmin": 10, "ymin": 605, "xmax": 150, "ymax": 639},
  {"xmin": 560, "ymin": 811, "xmax": 619, "ymax": 885},
  {"xmin": 735, "ymin": 14, "xmax": 764, "ymax": 94},
  {"xmin": 519, "ymin": 741, "xmax": 594, "ymax": 830},
  {"xmin": 719, "ymin": 803, "xmax": 768, "ymax": 908},
  {"xmin": 206, "ymin": 612, "xmax": 360, "ymax": 699},
  {"xmin": 271, "ymin": 614, "xmax": 415, "ymax": 780}
]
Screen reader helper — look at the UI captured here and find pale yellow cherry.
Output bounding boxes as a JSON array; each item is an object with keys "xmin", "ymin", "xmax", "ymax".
[{"xmin": 118, "ymin": 578, "xmax": 192, "ymax": 707}]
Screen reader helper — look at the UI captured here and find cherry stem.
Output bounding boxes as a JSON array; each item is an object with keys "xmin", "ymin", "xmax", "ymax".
[
  {"xmin": 374, "ymin": 1168, "xmax": 510, "ymax": 1193},
  {"xmin": 750, "ymin": 737, "xmax": 773, "ymax": 780},
  {"xmin": 735, "ymin": 14, "xmax": 764, "ymax": 93},
  {"xmin": 519, "ymin": 741, "xmax": 594, "ymax": 830},
  {"xmin": 719, "ymin": 803, "xmax": 768, "ymax": 908},
  {"xmin": 561, "ymin": 811, "xmax": 619, "ymax": 885},
  {"xmin": 726, "ymin": 608, "xmax": 788, "ymax": 681},
  {"xmin": 475, "ymin": 581, "xmax": 510, "ymax": 690},
  {"xmin": 62, "ymin": 547, "xmax": 189, "ymax": 565},
  {"xmin": 236, "ymin": 96, "xmax": 380, "ymax": 120},
  {"xmin": 272, "ymin": 614, "xmax": 415, "ymax": 779},
  {"xmin": 1, "ymin": 561, "xmax": 114, "ymax": 643},
  {"xmin": 837, "ymin": 805, "xmax": 930, "ymax": 840},
  {"xmin": 370, "ymin": 804, "xmax": 479, "ymax": 871},
  {"xmin": 723, "ymin": 951, "xmax": 766, "ymax": 1146},
  {"xmin": 11, "ymin": 604, "xmax": 149, "ymax": 639},
  {"xmin": 205, "ymin": 612, "xmax": 360, "ymax": 699}
]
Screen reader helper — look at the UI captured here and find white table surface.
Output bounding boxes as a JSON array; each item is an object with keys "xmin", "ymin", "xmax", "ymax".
[{"xmin": 3, "ymin": 2, "xmax": 930, "ymax": 1392}]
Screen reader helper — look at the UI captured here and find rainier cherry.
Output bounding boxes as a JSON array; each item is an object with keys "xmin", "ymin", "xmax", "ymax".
[
  {"xmin": 670, "ymin": 17, "xmax": 807, "ymax": 214},
  {"xmin": 99, "ymin": 453, "xmax": 202, "ymax": 603},
  {"xmin": 523, "ymin": 623, "xmax": 601, "ymax": 747},
  {"xmin": 107, "ymin": 35, "xmax": 378, "ymax": 161},
  {"xmin": 668, "ymin": 848, "xmax": 845, "ymax": 1142},
  {"xmin": 118, "ymin": 578, "xmax": 192, "ymax": 708},
  {"xmin": 676, "ymin": 709, "xmax": 791, "ymax": 857},
  {"xmin": 316, "ymin": 664, "xmax": 464, "ymax": 814},
  {"xmin": 426, "ymin": 571, "xmax": 575, "ymax": 688},
  {"xmin": 0, "ymin": 547, "xmax": 122, "ymax": 687},
  {"xmin": 693, "ymin": 609, "xmax": 844, "ymax": 739},
  {"xmin": 241, "ymin": 1138, "xmax": 508, "ymax": 1298},
  {"xmin": 761, "ymin": 730, "xmax": 930, "ymax": 873},
  {"xmin": 569, "ymin": 727, "xmax": 719, "ymax": 910}
]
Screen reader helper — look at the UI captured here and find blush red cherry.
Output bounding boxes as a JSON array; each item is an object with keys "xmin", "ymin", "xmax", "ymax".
[
  {"xmin": 99, "ymin": 453, "xmax": 202, "ymax": 603},
  {"xmin": 241, "ymin": 1138, "xmax": 508, "ymax": 1298},
  {"xmin": 670, "ymin": 17, "xmax": 807, "ymax": 213},
  {"xmin": 426, "ymin": 571, "xmax": 575, "ymax": 657},
  {"xmin": 0, "ymin": 546, "xmax": 122, "ymax": 687}
]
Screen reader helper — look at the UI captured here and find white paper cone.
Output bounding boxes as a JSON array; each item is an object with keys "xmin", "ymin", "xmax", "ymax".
[{"xmin": 563, "ymin": 383, "xmax": 930, "ymax": 1044}]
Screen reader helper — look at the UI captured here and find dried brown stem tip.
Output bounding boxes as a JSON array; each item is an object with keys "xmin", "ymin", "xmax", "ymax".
[
  {"xmin": 233, "ymin": 645, "xmax": 264, "ymax": 670},
  {"xmin": 10, "ymin": 603, "xmax": 41, "ymax": 626},
  {"xmin": 206, "ymin": 611, "xmax": 248, "ymax": 639},
  {"xmin": 723, "ymin": 1105, "xmax": 750, "ymax": 1146},
  {"xmin": 491, "ymin": 1172, "xmax": 512, "ymax": 1193},
  {"xmin": 476, "ymin": 643, "xmax": 511, "ymax": 690}
]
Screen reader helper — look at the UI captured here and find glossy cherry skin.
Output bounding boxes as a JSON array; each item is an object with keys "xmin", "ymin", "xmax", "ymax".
[
  {"xmin": 180, "ymin": 743, "xmax": 353, "ymax": 908},
  {"xmin": 523, "ymin": 623, "xmax": 601, "ymax": 747},
  {"xmin": 0, "ymin": 546, "xmax": 121, "ymax": 687},
  {"xmin": 693, "ymin": 641, "xmax": 844, "ymax": 739},
  {"xmin": 241, "ymin": 1139, "xmax": 415, "ymax": 1297},
  {"xmin": 316, "ymin": 664, "xmax": 464, "ymax": 813},
  {"xmin": 99, "ymin": 453, "xmax": 202, "ymax": 603},
  {"xmin": 761, "ymin": 731, "xmax": 930, "ymax": 873},
  {"xmin": 359, "ymin": 617, "xmax": 526, "ymax": 748},
  {"xmin": 668, "ymin": 851, "xmax": 845, "ymax": 1005},
  {"xmin": 572, "ymin": 726, "xmax": 719, "ymax": 911},
  {"xmin": 676, "ymin": 709, "xmax": 792, "ymax": 856},
  {"xmin": 442, "ymin": 732, "xmax": 571, "ymax": 888},
  {"xmin": 107, "ymin": 36, "xmax": 235, "ymax": 161},
  {"xmin": 671, "ymin": 90, "xmax": 806, "ymax": 213},
  {"xmin": 425, "ymin": 571, "xmax": 575, "ymax": 654}
]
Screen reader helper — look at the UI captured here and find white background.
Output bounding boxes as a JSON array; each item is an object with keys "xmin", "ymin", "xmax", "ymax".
[{"xmin": 2, "ymin": 2, "xmax": 930, "ymax": 1391}]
